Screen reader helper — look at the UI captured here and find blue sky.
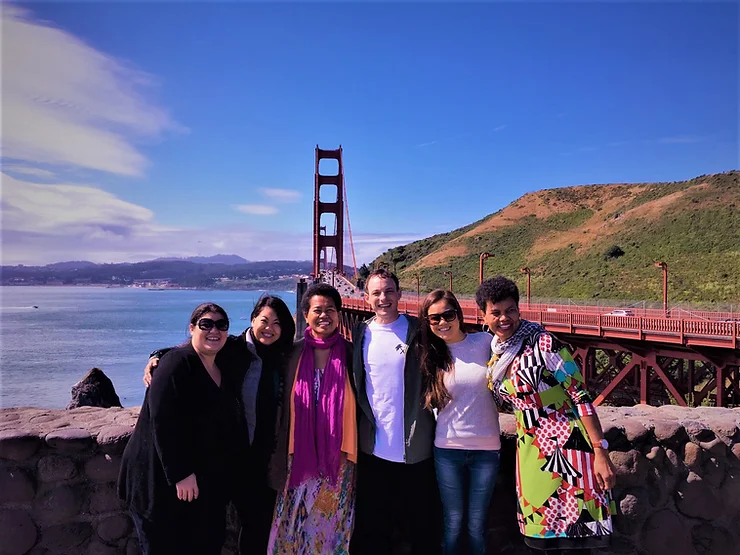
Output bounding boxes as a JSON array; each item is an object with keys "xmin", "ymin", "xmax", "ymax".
[{"xmin": 1, "ymin": 1, "xmax": 737, "ymax": 266}]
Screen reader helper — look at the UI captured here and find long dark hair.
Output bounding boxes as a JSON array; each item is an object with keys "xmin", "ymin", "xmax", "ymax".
[
  {"xmin": 417, "ymin": 289, "xmax": 465, "ymax": 411},
  {"xmin": 250, "ymin": 294, "xmax": 296, "ymax": 354}
]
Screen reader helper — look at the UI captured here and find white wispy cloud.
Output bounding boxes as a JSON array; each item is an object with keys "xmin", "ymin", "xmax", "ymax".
[
  {"xmin": 493, "ymin": 125, "xmax": 506, "ymax": 132},
  {"xmin": 0, "ymin": 173, "xmax": 314, "ymax": 265},
  {"xmin": 234, "ymin": 204, "xmax": 279, "ymax": 215},
  {"xmin": 1, "ymin": 5, "xmax": 184, "ymax": 177},
  {"xmin": 259, "ymin": 188, "xmax": 301, "ymax": 202},
  {"xmin": 417, "ymin": 140, "xmax": 439, "ymax": 148},
  {"xmin": 1, "ymin": 165, "xmax": 57, "ymax": 178}
]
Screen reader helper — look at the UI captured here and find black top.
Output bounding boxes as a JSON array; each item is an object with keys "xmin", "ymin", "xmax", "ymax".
[
  {"xmin": 118, "ymin": 343, "xmax": 245, "ymax": 520},
  {"xmin": 149, "ymin": 329, "xmax": 289, "ymax": 491}
]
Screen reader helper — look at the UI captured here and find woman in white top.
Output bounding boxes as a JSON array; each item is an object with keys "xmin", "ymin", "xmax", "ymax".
[{"xmin": 418, "ymin": 289, "xmax": 501, "ymax": 555}]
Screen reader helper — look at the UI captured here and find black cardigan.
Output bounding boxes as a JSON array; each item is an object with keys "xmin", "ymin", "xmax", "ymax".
[{"xmin": 118, "ymin": 344, "xmax": 244, "ymax": 520}]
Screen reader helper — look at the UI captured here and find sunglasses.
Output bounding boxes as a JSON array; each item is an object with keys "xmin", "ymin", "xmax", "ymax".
[
  {"xmin": 197, "ymin": 318, "xmax": 229, "ymax": 332},
  {"xmin": 426, "ymin": 309, "xmax": 458, "ymax": 325}
]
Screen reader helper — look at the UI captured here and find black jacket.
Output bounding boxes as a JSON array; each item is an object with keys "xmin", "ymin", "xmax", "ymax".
[{"xmin": 118, "ymin": 344, "xmax": 244, "ymax": 520}]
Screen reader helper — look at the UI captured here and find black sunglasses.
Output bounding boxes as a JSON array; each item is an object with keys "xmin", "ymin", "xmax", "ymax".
[
  {"xmin": 197, "ymin": 318, "xmax": 229, "ymax": 332},
  {"xmin": 426, "ymin": 309, "xmax": 458, "ymax": 325}
]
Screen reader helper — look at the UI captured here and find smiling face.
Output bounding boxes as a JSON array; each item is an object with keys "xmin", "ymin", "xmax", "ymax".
[
  {"xmin": 426, "ymin": 299, "xmax": 465, "ymax": 344},
  {"xmin": 483, "ymin": 298, "xmax": 521, "ymax": 341},
  {"xmin": 304, "ymin": 295, "xmax": 339, "ymax": 339},
  {"xmin": 251, "ymin": 306, "xmax": 282, "ymax": 346},
  {"xmin": 190, "ymin": 311, "xmax": 229, "ymax": 355},
  {"xmin": 364, "ymin": 275, "xmax": 401, "ymax": 324}
]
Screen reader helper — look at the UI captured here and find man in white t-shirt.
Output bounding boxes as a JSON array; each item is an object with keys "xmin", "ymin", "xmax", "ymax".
[{"xmin": 349, "ymin": 269, "xmax": 441, "ymax": 555}]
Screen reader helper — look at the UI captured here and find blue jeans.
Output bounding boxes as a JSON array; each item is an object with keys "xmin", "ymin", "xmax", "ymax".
[{"xmin": 434, "ymin": 446, "xmax": 500, "ymax": 555}]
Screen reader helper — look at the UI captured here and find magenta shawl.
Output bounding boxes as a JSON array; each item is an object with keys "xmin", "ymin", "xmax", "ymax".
[{"xmin": 289, "ymin": 327, "xmax": 347, "ymax": 487}]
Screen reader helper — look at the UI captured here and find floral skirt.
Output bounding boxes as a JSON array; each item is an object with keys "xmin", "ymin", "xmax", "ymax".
[{"xmin": 268, "ymin": 454, "xmax": 356, "ymax": 555}]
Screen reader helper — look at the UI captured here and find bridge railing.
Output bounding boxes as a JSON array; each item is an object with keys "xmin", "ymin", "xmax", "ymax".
[{"xmin": 340, "ymin": 296, "xmax": 739, "ymax": 349}]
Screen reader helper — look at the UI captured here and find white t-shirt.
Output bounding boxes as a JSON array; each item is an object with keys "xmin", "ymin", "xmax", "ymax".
[
  {"xmin": 435, "ymin": 332, "xmax": 501, "ymax": 451},
  {"xmin": 362, "ymin": 315, "xmax": 409, "ymax": 462}
]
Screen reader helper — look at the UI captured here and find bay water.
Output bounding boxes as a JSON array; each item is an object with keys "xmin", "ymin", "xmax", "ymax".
[{"xmin": 0, "ymin": 286, "xmax": 297, "ymax": 409}]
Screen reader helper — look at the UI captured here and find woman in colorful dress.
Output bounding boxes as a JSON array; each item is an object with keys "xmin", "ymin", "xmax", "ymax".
[
  {"xmin": 268, "ymin": 283, "xmax": 358, "ymax": 554},
  {"xmin": 417, "ymin": 289, "xmax": 501, "ymax": 555},
  {"xmin": 475, "ymin": 276, "xmax": 616, "ymax": 552}
]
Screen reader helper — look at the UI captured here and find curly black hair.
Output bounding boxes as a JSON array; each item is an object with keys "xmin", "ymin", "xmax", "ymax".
[
  {"xmin": 300, "ymin": 283, "xmax": 342, "ymax": 314},
  {"xmin": 475, "ymin": 275, "xmax": 520, "ymax": 311}
]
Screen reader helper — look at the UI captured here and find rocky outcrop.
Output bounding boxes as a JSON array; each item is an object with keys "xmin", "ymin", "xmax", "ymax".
[
  {"xmin": 1, "ymin": 405, "xmax": 739, "ymax": 555},
  {"xmin": 66, "ymin": 368, "xmax": 123, "ymax": 410}
]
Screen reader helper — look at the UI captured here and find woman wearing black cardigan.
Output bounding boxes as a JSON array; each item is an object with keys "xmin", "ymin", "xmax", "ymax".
[
  {"xmin": 142, "ymin": 295, "xmax": 296, "ymax": 555},
  {"xmin": 118, "ymin": 303, "xmax": 245, "ymax": 555}
]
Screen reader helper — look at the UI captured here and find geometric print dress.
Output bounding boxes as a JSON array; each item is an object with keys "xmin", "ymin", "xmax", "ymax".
[{"xmin": 496, "ymin": 331, "xmax": 615, "ymax": 550}]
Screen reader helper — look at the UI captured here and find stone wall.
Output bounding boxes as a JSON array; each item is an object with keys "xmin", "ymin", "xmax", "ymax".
[{"xmin": 1, "ymin": 405, "xmax": 739, "ymax": 555}]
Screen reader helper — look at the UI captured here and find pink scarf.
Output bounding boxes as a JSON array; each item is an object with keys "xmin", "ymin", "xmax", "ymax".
[{"xmin": 289, "ymin": 327, "xmax": 346, "ymax": 487}]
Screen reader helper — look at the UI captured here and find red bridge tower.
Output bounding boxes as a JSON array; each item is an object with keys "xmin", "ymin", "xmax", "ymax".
[{"xmin": 313, "ymin": 146, "xmax": 345, "ymax": 277}]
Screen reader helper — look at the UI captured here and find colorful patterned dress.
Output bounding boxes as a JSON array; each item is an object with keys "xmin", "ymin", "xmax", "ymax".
[
  {"xmin": 496, "ymin": 331, "xmax": 615, "ymax": 550},
  {"xmin": 267, "ymin": 368, "xmax": 356, "ymax": 554}
]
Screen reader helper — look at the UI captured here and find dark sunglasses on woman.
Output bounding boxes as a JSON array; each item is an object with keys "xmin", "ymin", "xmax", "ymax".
[
  {"xmin": 197, "ymin": 318, "xmax": 230, "ymax": 332},
  {"xmin": 426, "ymin": 309, "xmax": 458, "ymax": 325}
]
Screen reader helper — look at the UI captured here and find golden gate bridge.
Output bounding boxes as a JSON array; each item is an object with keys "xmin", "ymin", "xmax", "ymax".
[{"xmin": 308, "ymin": 146, "xmax": 740, "ymax": 408}]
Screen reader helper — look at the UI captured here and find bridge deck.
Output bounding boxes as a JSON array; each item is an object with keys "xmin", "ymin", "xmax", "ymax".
[{"xmin": 340, "ymin": 297, "xmax": 739, "ymax": 350}]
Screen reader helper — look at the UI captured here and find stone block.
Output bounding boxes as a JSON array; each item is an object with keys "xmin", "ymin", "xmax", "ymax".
[
  {"xmin": 37, "ymin": 455, "xmax": 78, "ymax": 483},
  {"xmin": 97, "ymin": 426, "xmax": 134, "ymax": 455},
  {"xmin": 96, "ymin": 514, "xmax": 132, "ymax": 543},
  {"xmin": 89, "ymin": 484, "xmax": 123, "ymax": 514},
  {"xmin": 0, "ymin": 508, "xmax": 38, "ymax": 555},
  {"xmin": 39, "ymin": 522, "xmax": 93, "ymax": 552},
  {"xmin": 644, "ymin": 445, "xmax": 664, "ymax": 464},
  {"xmin": 623, "ymin": 420, "xmax": 651, "ymax": 443},
  {"xmin": 652, "ymin": 420, "xmax": 685, "ymax": 444},
  {"xmin": 640, "ymin": 509, "xmax": 695, "ymax": 555},
  {"xmin": 682, "ymin": 420, "xmax": 715, "ymax": 442},
  {"xmin": 0, "ymin": 430, "xmax": 41, "ymax": 461},
  {"xmin": 32, "ymin": 485, "xmax": 82, "ymax": 526},
  {"xmin": 698, "ymin": 437, "xmax": 728, "ymax": 457},
  {"xmin": 645, "ymin": 465, "xmax": 672, "ymax": 508},
  {"xmin": 720, "ymin": 467, "xmax": 740, "ymax": 514},
  {"xmin": 701, "ymin": 455, "xmax": 726, "ymax": 488},
  {"xmin": 0, "ymin": 467, "xmax": 36, "ymax": 504},
  {"xmin": 609, "ymin": 449, "xmax": 648, "ymax": 488},
  {"xmin": 85, "ymin": 454, "xmax": 121, "ymax": 483},
  {"xmin": 45, "ymin": 428, "xmax": 93, "ymax": 452},
  {"xmin": 683, "ymin": 442, "xmax": 703, "ymax": 470},
  {"xmin": 691, "ymin": 523, "xmax": 735, "ymax": 555},
  {"xmin": 126, "ymin": 537, "xmax": 141, "ymax": 555},
  {"xmin": 87, "ymin": 540, "xmax": 124, "ymax": 555},
  {"xmin": 616, "ymin": 488, "xmax": 650, "ymax": 536},
  {"xmin": 675, "ymin": 472, "xmax": 722, "ymax": 520}
]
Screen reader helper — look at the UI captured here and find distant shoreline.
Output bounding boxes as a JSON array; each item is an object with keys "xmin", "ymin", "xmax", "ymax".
[{"xmin": 0, "ymin": 283, "xmax": 300, "ymax": 292}]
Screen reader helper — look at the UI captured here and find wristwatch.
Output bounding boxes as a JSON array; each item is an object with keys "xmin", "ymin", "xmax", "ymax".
[{"xmin": 595, "ymin": 439, "xmax": 609, "ymax": 450}]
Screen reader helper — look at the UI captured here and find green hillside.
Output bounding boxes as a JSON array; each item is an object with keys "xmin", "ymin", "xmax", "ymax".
[{"xmin": 370, "ymin": 171, "xmax": 739, "ymax": 303}]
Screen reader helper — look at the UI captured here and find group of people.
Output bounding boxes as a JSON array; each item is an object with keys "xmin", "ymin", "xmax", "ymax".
[{"xmin": 117, "ymin": 269, "xmax": 617, "ymax": 555}]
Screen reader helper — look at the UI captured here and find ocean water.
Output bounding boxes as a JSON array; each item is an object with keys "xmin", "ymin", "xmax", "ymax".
[{"xmin": 0, "ymin": 286, "xmax": 297, "ymax": 409}]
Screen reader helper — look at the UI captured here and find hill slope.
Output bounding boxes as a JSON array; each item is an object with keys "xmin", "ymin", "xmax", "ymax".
[{"xmin": 372, "ymin": 171, "xmax": 739, "ymax": 302}]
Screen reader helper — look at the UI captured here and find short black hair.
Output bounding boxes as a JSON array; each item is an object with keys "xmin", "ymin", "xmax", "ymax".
[
  {"xmin": 475, "ymin": 275, "xmax": 519, "ymax": 311},
  {"xmin": 364, "ymin": 268, "xmax": 400, "ymax": 293},
  {"xmin": 301, "ymin": 283, "xmax": 342, "ymax": 314}
]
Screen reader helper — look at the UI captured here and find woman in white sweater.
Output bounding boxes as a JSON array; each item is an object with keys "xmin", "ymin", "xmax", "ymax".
[{"xmin": 418, "ymin": 289, "xmax": 501, "ymax": 555}]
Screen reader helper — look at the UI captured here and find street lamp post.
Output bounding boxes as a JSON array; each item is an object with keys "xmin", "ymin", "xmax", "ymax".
[
  {"xmin": 520, "ymin": 267, "xmax": 531, "ymax": 307},
  {"xmin": 654, "ymin": 261, "xmax": 668, "ymax": 316},
  {"xmin": 444, "ymin": 270, "xmax": 453, "ymax": 292},
  {"xmin": 414, "ymin": 273, "xmax": 421, "ymax": 313},
  {"xmin": 479, "ymin": 252, "xmax": 492, "ymax": 284}
]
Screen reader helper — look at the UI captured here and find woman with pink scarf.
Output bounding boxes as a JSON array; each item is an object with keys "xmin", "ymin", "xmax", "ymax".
[{"xmin": 268, "ymin": 283, "xmax": 358, "ymax": 554}]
